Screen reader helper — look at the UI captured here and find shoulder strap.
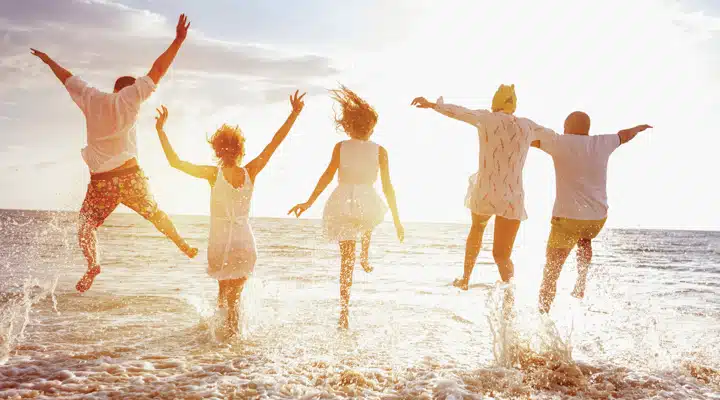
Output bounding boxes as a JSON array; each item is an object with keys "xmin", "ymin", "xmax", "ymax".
[{"xmin": 242, "ymin": 167, "xmax": 252, "ymax": 186}]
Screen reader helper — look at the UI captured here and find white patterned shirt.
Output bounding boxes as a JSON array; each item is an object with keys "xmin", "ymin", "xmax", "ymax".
[{"xmin": 434, "ymin": 97, "xmax": 558, "ymax": 220}]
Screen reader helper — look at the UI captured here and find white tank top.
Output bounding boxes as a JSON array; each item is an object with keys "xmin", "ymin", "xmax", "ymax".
[
  {"xmin": 338, "ymin": 139, "xmax": 380, "ymax": 185},
  {"xmin": 210, "ymin": 167, "xmax": 253, "ymax": 224}
]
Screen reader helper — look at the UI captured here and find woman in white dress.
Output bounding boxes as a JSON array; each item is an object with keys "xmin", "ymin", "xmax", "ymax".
[
  {"xmin": 154, "ymin": 91, "xmax": 306, "ymax": 336},
  {"xmin": 289, "ymin": 86, "xmax": 404, "ymax": 329}
]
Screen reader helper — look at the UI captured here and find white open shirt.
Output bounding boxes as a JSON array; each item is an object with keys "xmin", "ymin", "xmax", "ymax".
[{"xmin": 65, "ymin": 75, "xmax": 156, "ymax": 173}]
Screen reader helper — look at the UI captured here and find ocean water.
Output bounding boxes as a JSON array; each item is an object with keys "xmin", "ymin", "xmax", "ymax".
[{"xmin": 0, "ymin": 209, "xmax": 719, "ymax": 399}]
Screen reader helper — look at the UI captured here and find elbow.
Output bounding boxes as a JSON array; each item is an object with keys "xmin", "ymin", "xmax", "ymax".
[{"xmin": 168, "ymin": 157, "xmax": 181, "ymax": 169}]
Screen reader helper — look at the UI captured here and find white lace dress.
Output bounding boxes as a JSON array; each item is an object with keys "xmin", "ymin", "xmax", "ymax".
[
  {"xmin": 322, "ymin": 139, "xmax": 388, "ymax": 241},
  {"xmin": 207, "ymin": 167, "xmax": 257, "ymax": 281}
]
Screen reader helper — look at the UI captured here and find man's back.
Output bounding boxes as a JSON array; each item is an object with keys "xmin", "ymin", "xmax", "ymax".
[
  {"xmin": 65, "ymin": 76, "xmax": 156, "ymax": 173},
  {"xmin": 538, "ymin": 134, "xmax": 620, "ymax": 220}
]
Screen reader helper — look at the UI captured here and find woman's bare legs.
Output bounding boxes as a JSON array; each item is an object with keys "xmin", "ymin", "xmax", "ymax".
[
  {"xmin": 454, "ymin": 213, "xmax": 491, "ymax": 290},
  {"xmin": 339, "ymin": 240, "xmax": 356, "ymax": 329},
  {"xmin": 224, "ymin": 277, "xmax": 247, "ymax": 337},
  {"xmin": 492, "ymin": 216, "xmax": 521, "ymax": 314},
  {"xmin": 360, "ymin": 231, "xmax": 373, "ymax": 273}
]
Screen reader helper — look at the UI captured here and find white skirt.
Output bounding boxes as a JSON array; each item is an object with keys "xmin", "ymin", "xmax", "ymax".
[
  {"xmin": 322, "ymin": 184, "xmax": 388, "ymax": 241},
  {"xmin": 207, "ymin": 219, "xmax": 257, "ymax": 281}
]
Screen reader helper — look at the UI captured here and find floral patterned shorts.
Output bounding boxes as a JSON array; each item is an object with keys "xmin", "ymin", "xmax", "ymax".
[{"xmin": 80, "ymin": 167, "xmax": 159, "ymax": 227}]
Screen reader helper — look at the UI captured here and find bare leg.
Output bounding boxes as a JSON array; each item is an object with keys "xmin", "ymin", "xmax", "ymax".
[
  {"xmin": 360, "ymin": 231, "xmax": 373, "ymax": 273},
  {"xmin": 76, "ymin": 217, "xmax": 102, "ymax": 293},
  {"xmin": 149, "ymin": 211, "xmax": 198, "ymax": 258},
  {"xmin": 492, "ymin": 216, "xmax": 521, "ymax": 313},
  {"xmin": 225, "ymin": 278, "xmax": 247, "ymax": 337},
  {"xmin": 454, "ymin": 213, "xmax": 490, "ymax": 290},
  {"xmin": 492, "ymin": 216, "xmax": 521, "ymax": 283},
  {"xmin": 217, "ymin": 281, "xmax": 227, "ymax": 309},
  {"xmin": 538, "ymin": 247, "xmax": 573, "ymax": 313},
  {"xmin": 338, "ymin": 241, "xmax": 356, "ymax": 330},
  {"xmin": 572, "ymin": 239, "xmax": 592, "ymax": 299}
]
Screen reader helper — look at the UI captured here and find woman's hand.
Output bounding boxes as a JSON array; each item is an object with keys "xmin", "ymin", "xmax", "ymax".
[
  {"xmin": 288, "ymin": 202, "xmax": 311, "ymax": 218},
  {"xmin": 411, "ymin": 97, "xmax": 435, "ymax": 109},
  {"xmin": 155, "ymin": 105, "xmax": 168, "ymax": 131},
  {"xmin": 290, "ymin": 90, "xmax": 307, "ymax": 114}
]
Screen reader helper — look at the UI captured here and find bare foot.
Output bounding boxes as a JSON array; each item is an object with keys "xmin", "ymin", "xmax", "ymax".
[
  {"xmin": 76, "ymin": 265, "xmax": 101, "ymax": 293},
  {"xmin": 360, "ymin": 260, "xmax": 373, "ymax": 273},
  {"xmin": 452, "ymin": 278, "xmax": 469, "ymax": 291}
]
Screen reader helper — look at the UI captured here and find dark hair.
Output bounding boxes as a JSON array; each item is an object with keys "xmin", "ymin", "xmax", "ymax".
[
  {"xmin": 208, "ymin": 124, "xmax": 246, "ymax": 167},
  {"xmin": 114, "ymin": 76, "xmax": 136, "ymax": 92},
  {"xmin": 330, "ymin": 85, "xmax": 378, "ymax": 140}
]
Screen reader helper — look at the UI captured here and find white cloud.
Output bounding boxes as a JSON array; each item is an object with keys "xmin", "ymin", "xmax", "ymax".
[{"xmin": 0, "ymin": 0, "xmax": 337, "ymax": 91}]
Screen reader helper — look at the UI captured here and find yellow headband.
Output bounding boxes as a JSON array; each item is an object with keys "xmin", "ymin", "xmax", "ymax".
[{"xmin": 491, "ymin": 84, "xmax": 517, "ymax": 114}]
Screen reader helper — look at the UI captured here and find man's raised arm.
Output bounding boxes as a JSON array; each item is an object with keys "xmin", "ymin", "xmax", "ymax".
[
  {"xmin": 30, "ymin": 49, "xmax": 72, "ymax": 85},
  {"xmin": 618, "ymin": 124, "xmax": 653, "ymax": 144},
  {"xmin": 147, "ymin": 14, "xmax": 191, "ymax": 85}
]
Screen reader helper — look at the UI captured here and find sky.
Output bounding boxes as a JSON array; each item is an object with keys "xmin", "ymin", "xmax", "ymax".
[{"xmin": 0, "ymin": 0, "xmax": 719, "ymax": 230}]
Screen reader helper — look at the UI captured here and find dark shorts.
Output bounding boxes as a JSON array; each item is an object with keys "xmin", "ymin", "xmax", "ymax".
[{"xmin": 79, "ymin": 166, "xmax": 160, "ymax": 227}]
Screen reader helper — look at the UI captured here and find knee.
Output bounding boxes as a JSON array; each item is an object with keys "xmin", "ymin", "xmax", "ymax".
[
  {"xmin": 492, "ymin": 247, "xmax": 511, "ymax": 265},
  {"xmin": 77, "ymin": 217, "xmax": 96, "ymax": 238},
  {"xmin": 577, "ymin": 239, "xmax": 592, "ymax": 256},
  {"xmin": 341, "ymin": 251, "xmax": 356, "ymax": 267},
  {"xmin": 469, "ymin": 221, "xmax": 486, "ymax": 237},
  {"xmin": 542, "ymin": 266, "xmax": 561, "ymax": 283},
  {"xmin": 148, "ymin": 210, "xmax": 168, "ymax": 224}
]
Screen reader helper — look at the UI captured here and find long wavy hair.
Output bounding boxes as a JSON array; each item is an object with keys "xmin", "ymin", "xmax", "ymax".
[
  {"xmin": 330, "ymin": 85, "xmax": 378, "ymax": 140},
  {"xmin": 208, "ymin": 124, "xmax": 246, "ymax": 167}
]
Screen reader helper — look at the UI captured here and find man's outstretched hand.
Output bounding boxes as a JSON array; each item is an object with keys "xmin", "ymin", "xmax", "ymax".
[
  {"xmin": 176, "ymin": 14, "xmax": 190, "ymax": 42},
  {"xmin": 30, "ymin": 48, "xmax": 51, "ymax": 64},
  {"xmin": 30, "ymin": 48, "xmax": 72, "ymax": 84}
]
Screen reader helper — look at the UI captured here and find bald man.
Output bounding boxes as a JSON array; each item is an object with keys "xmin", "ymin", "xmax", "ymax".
[{"xmin": 533, "ymin": 111, "xmax": 652, "ymax": 313}]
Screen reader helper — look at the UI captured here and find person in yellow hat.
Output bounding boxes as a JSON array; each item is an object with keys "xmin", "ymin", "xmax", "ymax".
[{"xmin": 411, "ymin": 85, "xmax": 558, "ymax": 293}]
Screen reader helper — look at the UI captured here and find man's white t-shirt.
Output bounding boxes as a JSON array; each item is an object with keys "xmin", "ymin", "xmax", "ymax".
[
  {"xmin": 65, "ymin": 75, "xmax": 156, "ymax": 173},
  {"xmin": 537, "ymin": 133, "xmax": 621, "ymax": 220}
]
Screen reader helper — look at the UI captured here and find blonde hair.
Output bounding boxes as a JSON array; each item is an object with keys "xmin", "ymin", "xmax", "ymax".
[
  {"xmin": 208, "ymin": 124, "xmax": 245, "ymax": 167},
  {"xmin": 330, "ymin": 85, "xmax": 378, "ymax": 140}
]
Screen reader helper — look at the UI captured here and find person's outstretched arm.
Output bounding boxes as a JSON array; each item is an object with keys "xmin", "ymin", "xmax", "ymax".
[
  {"xmin": 288, "ymin": 143, "xmax": 341, "ymax": 218},
  {"xmin": 379, "ymin": 146, "xmax": 404, "ymax": 242},
  {"xmin": 245, "ymin": 91, "xmax": 306, "ymax": 181},
  {"xmin": 411, "ymin": 96, "xmax": 490, "ymax": 126},
  {"xmin": 618, "ymin": 124, "xmax": 653, "ymax": 144},
  {"xmin": 30, "ymin": 49, "xmax": 72, "ymax": 85},
  {"xmin": 147, "ymin": 14, "xmax": 191, "ymax": 85},
  {"xmin": 155, "ymin": 106, "xmax": 217, "ymax": 182}
]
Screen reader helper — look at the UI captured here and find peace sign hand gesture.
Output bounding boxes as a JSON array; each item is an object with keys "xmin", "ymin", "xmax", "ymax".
[{"xmin": 290, "ymin": 90, "xmax": 307, "ymax": 115}]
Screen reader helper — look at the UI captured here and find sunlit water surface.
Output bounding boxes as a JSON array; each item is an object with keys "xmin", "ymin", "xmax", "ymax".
[{"xmin": 1, "ymin": 210, "xmax": 719, "ymax": 399}]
